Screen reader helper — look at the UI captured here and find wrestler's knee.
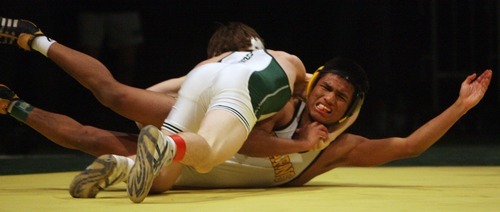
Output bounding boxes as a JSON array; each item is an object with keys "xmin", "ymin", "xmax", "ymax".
[{"xmin": 192, "ymin": 151, "xmax": 217, "ymax": 173}]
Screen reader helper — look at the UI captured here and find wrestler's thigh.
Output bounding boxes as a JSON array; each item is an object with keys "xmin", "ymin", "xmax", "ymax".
[{"xmin": 197, "ymin": 109, "xmax": 248, "ymax": 165}]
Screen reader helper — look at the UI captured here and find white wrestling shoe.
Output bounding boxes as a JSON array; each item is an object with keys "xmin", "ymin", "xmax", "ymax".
[
  {"xmin": 127, "ymin": 125, "xmax": 176, "ymax": 203},
  {"xmin": 69, "ymin": 154, "xmax": 129, "ymax": 198}
]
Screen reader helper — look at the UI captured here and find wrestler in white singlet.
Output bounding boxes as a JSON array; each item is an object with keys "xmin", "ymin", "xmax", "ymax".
[{"xmin": 162, "ymin": 49, "xmax": 292, "ymax": 135}]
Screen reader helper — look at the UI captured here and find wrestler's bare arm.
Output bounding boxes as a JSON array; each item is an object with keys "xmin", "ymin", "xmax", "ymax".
[
  {"xmin": 239, "ymin": 105, "xmax": 310, "ymax": 156},
  {"xmin": 332, "ymin": 70, "xmax": 493, "ymax": 167},
  {"xmin": 239, "ymin": 99, "xmax": 328, "ymax": 157}
]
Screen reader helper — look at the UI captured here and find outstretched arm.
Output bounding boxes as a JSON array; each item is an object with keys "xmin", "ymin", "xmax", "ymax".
[
  {"xmin": 285, "ymin": 70, "xmax": 493, "ymax": 186},
  {"xmin": 343, "ymin": 70, "xmax": 493, "ymax": 166}
]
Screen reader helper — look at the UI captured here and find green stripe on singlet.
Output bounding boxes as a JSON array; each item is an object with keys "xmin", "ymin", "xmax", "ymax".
[{"xmin": 249, "ymin": 61, "xmax": 291, "ymax": 119}]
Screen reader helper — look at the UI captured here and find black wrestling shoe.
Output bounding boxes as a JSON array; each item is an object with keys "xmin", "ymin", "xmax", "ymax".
[{"xmin": 0, "ymin": 16, "xmax": 44, "ymax": 51}]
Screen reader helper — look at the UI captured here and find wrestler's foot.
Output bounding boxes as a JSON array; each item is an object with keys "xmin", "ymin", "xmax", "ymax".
[
  {"xmin": 0, "ymin": 16, "xmax": 44, "ymax": 51},
  {"xmin": 69, "ymin": 154, "xmax": 129, "ymax": 198},
  {"xmin": 127, "ymin": 125, "xmax": 175, "ymax": 203},
  {"xmin": 0, "ymin": 84, "xmax": 19, "ymax": 115}
]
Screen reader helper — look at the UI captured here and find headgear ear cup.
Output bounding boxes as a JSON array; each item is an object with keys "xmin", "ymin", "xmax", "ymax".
[{"xmin": 306, "ymin": 66, "xmax": 324, "ymax": 99}]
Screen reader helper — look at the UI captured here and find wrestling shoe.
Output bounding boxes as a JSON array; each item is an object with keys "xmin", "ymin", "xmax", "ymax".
[
  {"xmin": 0, "ymin": 84, "xmax": 19, "ymax": 115},
  {"xmin": 127, "ymin": 125, "xmax": 175, "ymax": 203},
  {"xmin": 0, "ymin": 16, "xmax": 44, "ymax": 51},
  {"xmin": 69, "ymin": 154, "xmax": 128, "ymax": 198}
]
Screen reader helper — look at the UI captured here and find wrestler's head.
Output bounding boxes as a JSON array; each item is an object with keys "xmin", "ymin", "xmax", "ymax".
[
  {"xmin": 207, "ymin": 22, "xmax": 265, "ymax": 58},
  {"xmin": 306, "ymin": 58, "xmax": 369, "ymax": 125}
]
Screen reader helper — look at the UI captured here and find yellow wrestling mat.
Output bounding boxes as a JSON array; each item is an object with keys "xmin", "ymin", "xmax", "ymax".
[{"xmin": 0, "ymin": 166, "xmax": 499, "ymax": 211}]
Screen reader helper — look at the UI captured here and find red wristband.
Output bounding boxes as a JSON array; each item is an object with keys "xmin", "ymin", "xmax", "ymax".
[{"xmin": 170, "ymin": 134, "xmax": 186, "ymax": 161}]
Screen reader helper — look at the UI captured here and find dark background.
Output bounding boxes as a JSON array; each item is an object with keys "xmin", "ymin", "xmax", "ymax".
[{"xmin": 0, "ymin": 0, "xmax": 498, "ymax": 156}]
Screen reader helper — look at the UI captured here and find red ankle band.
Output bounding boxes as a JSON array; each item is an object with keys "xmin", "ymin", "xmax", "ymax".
[{"xmin": 170, "ymin": 134, "xmax": 186, "ymax": 162}]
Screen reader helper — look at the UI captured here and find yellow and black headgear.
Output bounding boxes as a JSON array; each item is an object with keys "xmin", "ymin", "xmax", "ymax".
[{"xmin": 306, "ymin": 58, "xmax": 369, "ymax": 124}]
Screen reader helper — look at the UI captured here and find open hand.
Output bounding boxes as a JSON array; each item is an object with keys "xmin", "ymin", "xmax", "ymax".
[{"xmin": 458, "ymin": 69, "xmax": 492, "ymax": 111}]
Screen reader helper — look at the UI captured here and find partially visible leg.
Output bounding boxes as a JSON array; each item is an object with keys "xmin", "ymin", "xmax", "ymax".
[
  {"xmin": 46, "ymin": 43, "xmax": 173, "ymax": 127},
  {"xmin": 127, "ymin": 109, "xmax": 248, "ymax": 203},
  {"xmin": 26, "ymin": 107, "xmax": 138, "ymax": 156},
  {"xmin": 150, "ymin": 162, "xmax": 185, "ymax": 193},
  {"xmin": 180, "ymin": 109, "xmax": 248, "ymax": 173},
  {"xmin": 1, "ymin": 84, "xmax": 137, "ymax": 156},
  {"xmin": 0, "ymin": 16, "xmax": 172, "ymax": 127}
]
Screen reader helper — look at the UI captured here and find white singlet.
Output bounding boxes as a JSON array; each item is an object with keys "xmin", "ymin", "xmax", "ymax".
[{"xmin": 162, "ymin": 50, "xmax": 291, "ymax": 135}]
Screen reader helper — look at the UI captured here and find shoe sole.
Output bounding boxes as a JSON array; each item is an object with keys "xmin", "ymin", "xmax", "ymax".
[
  {"xmin": 69, "ymin": 154, "xmax": 118, "ymax": 198},
  {"xmin": 127, "ymin": 125, "xmax": 163, "ymax": 203}
]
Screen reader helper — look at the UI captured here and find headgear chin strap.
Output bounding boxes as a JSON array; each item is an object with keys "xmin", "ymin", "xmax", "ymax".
[
  {"xmin": 337, "ymin": 94, "xmax": 364, "ymax": 124},
  {"xmin": 313, "ymin": 96, "xmax": 364, "ymax": 150}
]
